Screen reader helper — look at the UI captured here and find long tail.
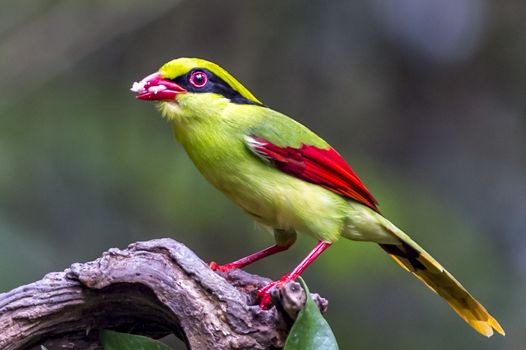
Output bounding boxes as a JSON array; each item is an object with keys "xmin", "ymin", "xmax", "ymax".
[{"xmin": 378, "ymin": 219, "xmax": 505, "ymax": 337}]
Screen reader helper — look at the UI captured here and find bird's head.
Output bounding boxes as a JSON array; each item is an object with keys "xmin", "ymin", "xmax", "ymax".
[{"xmin": 131, "ymin": 58, "xmax": 262, "ymax": 122}]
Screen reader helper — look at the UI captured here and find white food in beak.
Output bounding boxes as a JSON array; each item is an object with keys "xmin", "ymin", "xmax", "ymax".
[
  {"xmin": 148, "ymin": 85, "xmax": 167, "ymax": 94},
  {"xmin": 130, "ymin": 72, "xmax": 162, "ymax": 93},
  {"xmin": 130, "ymin": 81, "xmax": 146, "ymax": 93}
]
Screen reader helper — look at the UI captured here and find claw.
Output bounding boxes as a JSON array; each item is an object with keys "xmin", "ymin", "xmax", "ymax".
[
  {"xmin": 257, "ymin": 279, "xmax": 288, "ymax": 309},
  {"xmin": 209, "ymin": 261, "xmax": 237, "ymax": 272}
]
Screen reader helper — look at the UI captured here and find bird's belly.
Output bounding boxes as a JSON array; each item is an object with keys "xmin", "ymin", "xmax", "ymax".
[{"xmin": 210, "ymin": 165, "xmax": 348, "ymax": 242}]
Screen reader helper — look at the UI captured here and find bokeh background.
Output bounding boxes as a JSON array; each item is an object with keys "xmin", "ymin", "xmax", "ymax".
[{"xmin": 1, "ymin": 1, "xmax": 524, "ymax": 348}]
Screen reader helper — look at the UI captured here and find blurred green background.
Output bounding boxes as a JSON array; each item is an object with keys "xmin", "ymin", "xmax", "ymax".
[{"xmin": 0, "ymin": 1, "xmax": 523, "ymax": 348}]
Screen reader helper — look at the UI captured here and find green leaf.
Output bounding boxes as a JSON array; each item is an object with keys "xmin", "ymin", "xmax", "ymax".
[
  {"xmin": 100, "ymin": 329, "xmax": 174, "ymax": 350},
  {"xmin": 41, "ymin": 346, "xmax": 48, "ymax": 350},
  {"xmin": 284, "ymin": 278, "xmax": 339, "ymax": 350}
]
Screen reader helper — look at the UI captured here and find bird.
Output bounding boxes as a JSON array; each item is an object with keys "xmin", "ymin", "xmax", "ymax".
[{"xmin": 131, "ymin": 57, "xmax": 505, "ymax": 337}]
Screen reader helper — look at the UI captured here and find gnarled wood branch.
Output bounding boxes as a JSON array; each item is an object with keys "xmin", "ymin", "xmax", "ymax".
[{"xmin": 0, "ymin": 238, "xmax": 327, "ymax": 350}]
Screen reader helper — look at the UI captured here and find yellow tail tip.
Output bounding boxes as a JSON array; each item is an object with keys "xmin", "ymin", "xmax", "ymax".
[
  {"xmin": 471, "ymin": 316, "xmax": 505, "ymax": 337},
  {"xmin": 489, "ymin": 317, "xmax": 506, "ymax": 336}
]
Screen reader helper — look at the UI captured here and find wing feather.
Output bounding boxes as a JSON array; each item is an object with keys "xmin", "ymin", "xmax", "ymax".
[{"xmin": 245, "ymin": 135, "xmax": 379, "ymax": 212}]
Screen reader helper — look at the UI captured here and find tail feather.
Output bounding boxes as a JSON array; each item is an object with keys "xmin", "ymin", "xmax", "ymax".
[{"xmin": 379, "ymin": 228, "xmax": 505, "ymax": 337}]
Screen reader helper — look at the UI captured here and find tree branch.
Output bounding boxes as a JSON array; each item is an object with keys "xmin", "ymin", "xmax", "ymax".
[{"xmin": 0, "ymin": 238, "xmax": 327, "ymax": 350}]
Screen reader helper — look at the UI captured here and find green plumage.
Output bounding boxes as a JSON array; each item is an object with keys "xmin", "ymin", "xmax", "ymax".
[{"xmin": 167, "ymin": 99, "xmax": 348, "ymax": 243}]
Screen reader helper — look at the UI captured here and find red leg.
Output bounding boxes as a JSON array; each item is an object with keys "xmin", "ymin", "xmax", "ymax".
[
  {"xmin": 257, "ymin": 241, "xmax": 331, "ymax": 309},
  {"xmin": 210, "ymin": 243, "xmax": 292, "ymax": 272}
]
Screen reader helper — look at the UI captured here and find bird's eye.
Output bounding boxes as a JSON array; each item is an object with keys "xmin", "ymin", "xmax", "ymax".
[{"xmin": 189, "ymin": 71, "xmax": 208, "ymax": 88}]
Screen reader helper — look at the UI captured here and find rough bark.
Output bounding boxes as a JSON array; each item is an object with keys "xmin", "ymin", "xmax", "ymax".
[{"xmin": 0, "ymin": 238, "xmax": 327, "ymax": 350}]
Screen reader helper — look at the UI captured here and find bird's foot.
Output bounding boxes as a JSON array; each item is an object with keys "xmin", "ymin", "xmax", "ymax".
[
  {"xmin": 257, "ymin": 275, "xmax": 291, "ymax": 309},
  {"xmin": 209, "ymin": 261, "xmax": 238, "ymax": 272}
]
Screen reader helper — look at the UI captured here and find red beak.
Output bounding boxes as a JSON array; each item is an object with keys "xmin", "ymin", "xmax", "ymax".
[{"xmin": 130, "ymin": 72, "xmax": 187, "ymax": 101}]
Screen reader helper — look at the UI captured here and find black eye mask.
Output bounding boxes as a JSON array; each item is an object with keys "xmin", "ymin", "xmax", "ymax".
[{"xmin": 171, "ymin": 68, "xmax": 264, "ymax": 106}]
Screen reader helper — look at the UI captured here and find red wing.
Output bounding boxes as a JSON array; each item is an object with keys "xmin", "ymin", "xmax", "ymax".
[{"xmin": 246, "ymin": 136, "xmax": 379, "ymax": 212}]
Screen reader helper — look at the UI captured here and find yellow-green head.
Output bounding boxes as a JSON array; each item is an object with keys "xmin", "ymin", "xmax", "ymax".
[{"xmin": 131, "ymin": 57, "xmax": 262, "ymax": 122}]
